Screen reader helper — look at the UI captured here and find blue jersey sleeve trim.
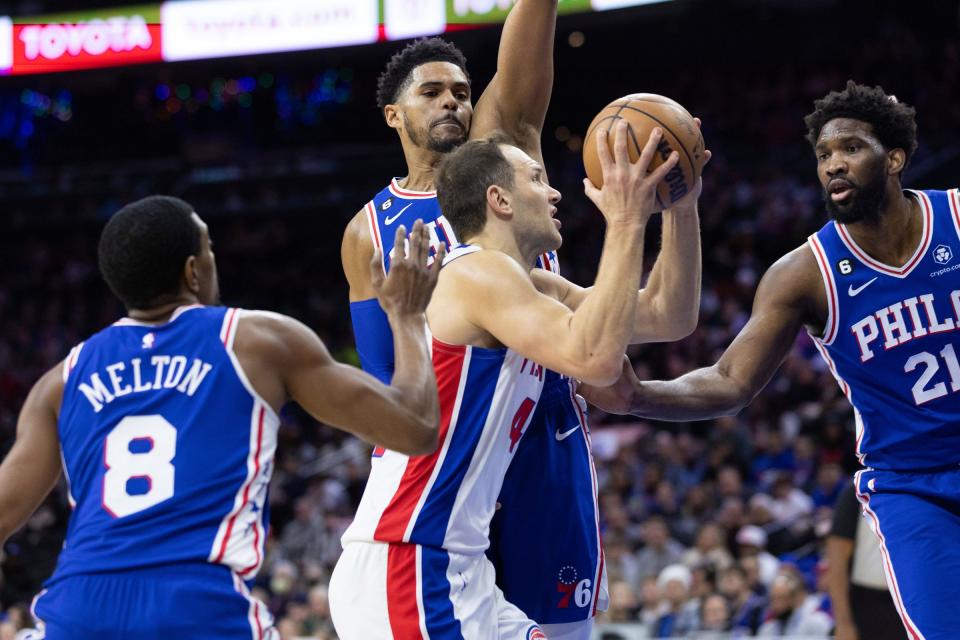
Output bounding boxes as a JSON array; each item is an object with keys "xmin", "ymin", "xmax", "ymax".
[{"xmin": 350, "ymin": 299, "xmax": 395, "ymax": 384}]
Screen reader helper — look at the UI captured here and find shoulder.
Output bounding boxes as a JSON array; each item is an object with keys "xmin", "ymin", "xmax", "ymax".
[
  {"xmin": 759, "ymin": 244, "xmax": 823, "ymax": 305},
  {"xmin": 440, "ymin": 249, "xmax": 532, "ymax": 293},
  {"xmin": 342, "ymin": 207, "xmax": 377, "ymax": 296},
  {"xmin": 26, "ymin": 363, "xmax": 65, "ymax": 420},
  {"xmin": 342, "ymin": 207, "xmax": 374, "ymax": 254},
  {"xmin": 234, "ymin": 310, "xmax": 311, "ymax": 359}
]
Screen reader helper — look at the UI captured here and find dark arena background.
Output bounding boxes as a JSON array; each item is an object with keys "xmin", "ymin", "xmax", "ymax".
[{"xmin": 0, "ymin": 0, "xmax": 958, "ymax": 638}]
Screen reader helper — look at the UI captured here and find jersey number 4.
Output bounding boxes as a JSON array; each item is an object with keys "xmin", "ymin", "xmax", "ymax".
[{"xmin": 102, "ymin": 415, "xmax": 177, "ymax": 518}]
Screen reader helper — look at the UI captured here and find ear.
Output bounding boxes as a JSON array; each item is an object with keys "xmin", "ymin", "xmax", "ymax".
[
  {"xmin": 384, "ymin": 104, "xmax": 402, "ymax": 132},
  {"xmin": 887, "ymin": 148, "xmax": 906, "ymax": 176},
  {"xmin": 183, "ymin": 255, "xmax": 200, "ymax": 295},
  {"xmin": 486, "ymin": 184, "xmax": 513, "ymax": 221}
]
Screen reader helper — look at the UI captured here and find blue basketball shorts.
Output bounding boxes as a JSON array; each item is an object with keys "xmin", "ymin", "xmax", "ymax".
[
  {"xmin": 31, "ymin": 563, "xmax": 276, "ymax": 640},
  {"xmin": 855, "ymin": 467, "xmax": 960, "ymax": 640}
]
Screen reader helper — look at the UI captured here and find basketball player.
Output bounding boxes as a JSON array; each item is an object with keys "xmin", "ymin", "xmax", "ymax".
[
  {"xmin": 341, "ymin": 8, "xmax": 703, "ymax": 638},
  {"xmin": 330, "ymin": 117, "xmax": 703, "ymax": 637},
  {"xmin": 0, "ymin": 196, "xmax": 443, "ymax": 639},
  {"xmin": 585, "ymin": 81, "xmax": 960, "ymax": 640}
]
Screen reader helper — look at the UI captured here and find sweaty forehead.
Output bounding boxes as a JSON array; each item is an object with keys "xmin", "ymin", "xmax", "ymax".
[
  {"xmin": 407, "ymin": 61, "xmax": 469, "ymax": 88},
  {"xmin": 817, "ymin": 117, "xmax": 876, "ymax": 144}
]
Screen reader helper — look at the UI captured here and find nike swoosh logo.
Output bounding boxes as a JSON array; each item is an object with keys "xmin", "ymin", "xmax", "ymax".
[
  {"xmin": 555, "ymin": 426, "xmax": 580, "ymax": 441},
  {"xmin": 848, "ymin": 277, "xmax": 878, "ymax": 297},
  {"xmin": 384, "ymin": 203, "xmax": 413, "ymax": 225}
]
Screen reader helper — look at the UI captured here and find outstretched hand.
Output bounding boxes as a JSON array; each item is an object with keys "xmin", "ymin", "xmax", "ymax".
[{"xmin": 371, "ymin": 220, "xmax": 445, "ymax": 317}]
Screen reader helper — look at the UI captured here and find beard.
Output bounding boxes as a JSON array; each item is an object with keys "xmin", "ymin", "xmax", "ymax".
[
  {"xmin": 823, "ymin": 162, "xmax": 887, "ymax": 225},
  {"xmin": 404, "ymin": 114, "xmax": 466, "ymax": 153}
]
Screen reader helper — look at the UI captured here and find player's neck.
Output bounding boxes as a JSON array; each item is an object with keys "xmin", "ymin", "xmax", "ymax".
[
  {"xmin": 465, "ymin": 229, "xmax": 537, "ymax": 269},
  {"xmin": 127, "ymin": 296, "xmax": 200, "ymax": 324},
  {"xmin": 845, "ymin": 187, "xmax": 920, "ymax": 268},
  {"xmin": 399, "ymin": 146, "xmax": 444, "ymax": 192}
]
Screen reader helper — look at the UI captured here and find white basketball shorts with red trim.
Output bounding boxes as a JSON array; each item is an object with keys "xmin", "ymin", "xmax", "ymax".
[{"xmin": 329, "ymin": 541, "xmax": 543, "ymax": 639}]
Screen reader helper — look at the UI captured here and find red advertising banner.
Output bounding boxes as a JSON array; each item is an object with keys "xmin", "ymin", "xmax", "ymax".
[{"xmin": 11, "ymin": 9, "xmax": 162, "ymax": 75}]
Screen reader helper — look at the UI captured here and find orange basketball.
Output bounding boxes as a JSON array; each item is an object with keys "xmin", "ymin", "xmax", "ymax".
[{"xmin": 583, "ymin": 94, "xmax": 706, "ymax": 207}]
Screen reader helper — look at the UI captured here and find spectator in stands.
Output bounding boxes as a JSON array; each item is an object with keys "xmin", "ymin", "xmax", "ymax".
[
  {"xmin": 635, "ymin": 515, "xmax": 684, "ymax": 583},
  {"xmin": 811, "ymin": 461, "xmax": 846, "ymax": 508},
  {"xmin": 602, "ymin": 580, "xmax": 640, "ymax": 623},
  {"xmin": 652, "ymin": 564, "xmax": 700, "ymax": 638},
  {"xmin": 603, "ymin": 531, "xmax": 641, "ymax": 589},
  {"xmin": 719, "ymin": 564, "xmax": 767, "ymax": 636},
  {"xmin": 637, "ymin": 575, "xmax": 662, "ymax": 630},
  {"xmin": 736, "ymin": 525, "xmax": 780, "ymax": 587},
  {"xmin": 769, "ymin": 472, "xmax": 815, "ymax": 526},
  {"xmin": 757, "ymin": 572, "xmax": 833, "ymax": 637},
  {"xmin": 683, "ymin": 522, "xmax": 734, "ymax": 572},
  {"xmin": 694, "ymin": 592, "xmax": 732, "ymax": 637},
  {"xmin": 304, "ymin": 584, "xmax": 335, "ymax": 638}
]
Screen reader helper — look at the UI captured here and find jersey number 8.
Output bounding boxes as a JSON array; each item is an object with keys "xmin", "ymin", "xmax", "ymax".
[{"xmin": 102, "ymin": 415, "xmax": 177, "ymax": 518}]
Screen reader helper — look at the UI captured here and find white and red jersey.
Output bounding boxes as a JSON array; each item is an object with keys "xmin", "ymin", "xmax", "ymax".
[{"xmin": 342, "ymin": 246, "xmax": 546, "ymax": 555}]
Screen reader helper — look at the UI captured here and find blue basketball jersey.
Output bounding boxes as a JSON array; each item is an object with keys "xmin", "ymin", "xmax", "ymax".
[
  {"xmin": 54, "ymin": 305, "xmax": 278, "ymax": 582},
  {"xmin": 809, "ymin": 188, "xmax": 960, "ymax": 471},
  {"xmin": 349, "ymin": 180, "xmax": 602, "ymax": 623}
]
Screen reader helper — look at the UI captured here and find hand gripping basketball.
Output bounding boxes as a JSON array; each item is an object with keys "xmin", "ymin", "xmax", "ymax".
[
  {"xmin": 371, "ymin": 220, "xmax": 445, "ymax": 317},
  {"xmin": 582, "ymin": 120, "xmax": 679, "ymax": 227}
]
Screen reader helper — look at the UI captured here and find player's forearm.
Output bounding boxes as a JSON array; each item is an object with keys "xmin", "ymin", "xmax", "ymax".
[
  {"xmin": 826, "ymin": 537, "xmax": 856, "ymax": 626},
  {"xmin": 0, "ymin": 453, "xmax": 56, "ymax": 543},
  {"xmin": 629, "ymin": 366, "xmax": 752, "ymax": 421},
  {"xmin": 386, "ymin": 311, "xmax": 440, "ymax": 439},
  {"xmin": 496, "ymin": 0, "xmax": 557, "ymax": 128},
  {"xmin": 567, "ymin": 223, "xmax": 647, "ymax": 383},
  {"xmin": 637, "ymin": 206, "xmax": 701, "ymax": 340}
]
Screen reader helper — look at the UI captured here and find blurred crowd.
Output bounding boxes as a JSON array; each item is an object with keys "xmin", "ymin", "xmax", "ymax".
[{"xmin": 1, "ymin": 2, "xmax": 959, "ymax": 639}]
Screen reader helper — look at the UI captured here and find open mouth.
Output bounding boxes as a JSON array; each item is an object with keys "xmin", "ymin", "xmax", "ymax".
[
  {"xmin": 551, "ymin": 207, "xmax": 561, "ymax": 229},
  {"xmin": 828, "ymin": 180, "xmax": 855, "ymax": 204}
]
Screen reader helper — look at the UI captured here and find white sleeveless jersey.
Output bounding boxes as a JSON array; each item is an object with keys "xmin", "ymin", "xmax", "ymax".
[{"xmin": 342, "ymin": 246, "xmax": 546, "ymax": 554}]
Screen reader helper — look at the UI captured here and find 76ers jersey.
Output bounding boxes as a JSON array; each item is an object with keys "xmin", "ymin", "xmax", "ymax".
[
  {"xmin": 809, "ymin": 189, "xmax": 960, "ymax": 471},
  {"xmin": 53, "ymin": 305, "xmax": 278, "ymax": 580},
  {"xmin": 365, "ymin": 178, "xmax": 559, "ymax": 274},
  {"xmin": 343, "ymin": 246, "xmax": 546, "ymax": 553}
]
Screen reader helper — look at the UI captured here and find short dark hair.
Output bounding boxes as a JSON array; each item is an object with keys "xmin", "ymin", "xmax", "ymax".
[
  {"xmin": 98, "ymin": 195, "xmax": 200, "ymax": 309},
  {"xmin": 376, "ymin": 37, "xmax": 469, "ymax": 112},
  {"xmin": 804, "ymin": 80, "xmax": 918, "ymax": 171},
  {"xmin": 436, "ymin": 138, "xmax": 515, "ymax": 241}
]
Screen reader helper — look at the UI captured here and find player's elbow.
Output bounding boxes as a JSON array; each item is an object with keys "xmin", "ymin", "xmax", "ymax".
[
  {"xmin": 725, "ymin": 383, "xmax": 754, "ymax": 416},
  {"xmin": 662, "ymin": 317, "xmax": 698, "ymax": 342},
  {"xmin": 576, "ymin": 356, "xmax": 625, "ymax": 387},
  {"xmin": 394, "ymin": 416, "xmax": 440, "ymax": 456},
  {"xmin": 410, "ymin": 422, "xmax": 440, "ymax": 456}
]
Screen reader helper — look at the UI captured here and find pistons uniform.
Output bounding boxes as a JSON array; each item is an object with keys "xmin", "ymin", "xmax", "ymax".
[
  {"xmin": 32, "ymin": 305, "xmax": 277, "ymax": 640},
  {"xmin": 346, "ymin": 179, "xmax": 605, "ymax": 634},
  {"xmin": 332, "ymin": 244, "xmax": 547, "ymax": 639},
  {"xmin": 808, "ymin": 188, "xmax": 960, "ymax": 640}
]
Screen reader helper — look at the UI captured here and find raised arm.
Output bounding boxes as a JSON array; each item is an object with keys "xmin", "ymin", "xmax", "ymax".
[
  {"xmin": 533, "ymin": 124, "xmax": 710, "ymax": 342},
  {"xmin": 531, "ymin": 181, "xmax": 705, "ymax": 343},
  {"xmin": 0, "ymin": 365, "xmax": 64, "ymax": 543},
  {"xmin": 581, "ymin": 244, "xmax": 824, "ymax": 419},
  {"xmin": 243, "ymin": 222, "xmax": 444, "ymax": 455},
  {"xmin": 471, "ymin": 0, "xmax": 557, "ymax": 164},
  {"xmin": 434, "ymin": 126, "xmax": 679, "ymax": 386}
]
